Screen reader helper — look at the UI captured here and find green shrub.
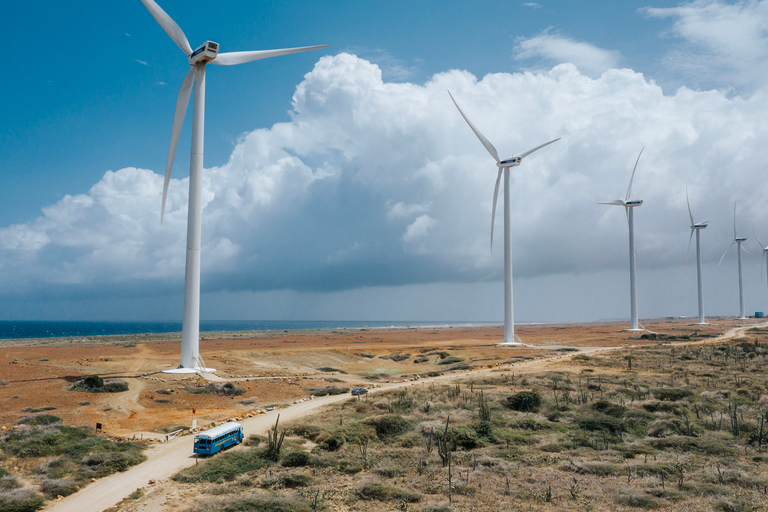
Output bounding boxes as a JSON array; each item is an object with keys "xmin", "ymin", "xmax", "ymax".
[
  {"xmin": 39, "ymin": 478, "xmax": 79, "ymax": 499},
  {"xmin": 617, "ymin": 494, "xmax": 660, "ymax": 509},
  {"xmin": 451, "ymin": 425, "xmax": 482, "ymax": 449},
  {"xmin": 647, "ymin": 435, "xmax": 738, "ymax": 456},
  {"xmin": 281, "ymin": 450, "xmax": 310, "ymax": 467},
  {"xmin": 16, "ymin": 415, "xmax": 61, "ymax": 426},
  {"xmin": 0, "ymin": 489, "xmax": 46, "ymax": 512},
  {"xmin": 20, "ymin": 407, "xmax": 56, "ymax": 413},
  {"xmin": 437, "ymin": 356, "xmax": 464, "ymax": 365},
  {"xmin": 413, "ymin": 356, "xmax": 429, "ymax": 363},
  {"xmin": 184, "ymin": 383, "xmax": 244, "ymax": 396},
  {"xmin": 506, "ymin": 391, "xmax": 542, "ymax": 412},
  {"xmin": 592, "ymin": 400, "xmax": 627, "ymax": 418},
  {"xmin": 102, "ymin": 380, "xmax": 129, "ymax": 393},
  {"xmin": 575, "ymin": 413, "xmax": 626, "ymax": 434},
  {"xmin": 316, "ymin": 367, "xmax": 346, "ymax": 373},
  {"xmin": 0, "ymin": 476, "xmax": 19, "ymax": 491},
  {"xmin": 82, "ymin": 375, "xmax": 103, "ymax": 389},
  {"xmin": 389, "ymin": 353, "xmax": 410, "ymax": 362},
  {"xmin": 260, "ymin": 471, "xmax": 312, "ymax": 488},
  {"xmin": 190, "ymin": 493, "xmax": 313, "ymax": 512},
  {"xmin": 173, "ymin": 450, "xmax": 271, "ymax": 483},
  {"xmin": 305, "ymin": 386, "xmax": 349, "ymax": 396},
  {"xmin": 652, "ymin": 388, "xmax": 693, "ymax": 401},
  {"xmin": 366, "ymin": 415, "xmax": 413, "ymax": 441},
  {"xmin": 357, "ymin": 481, "xmax": 421, "ymax": 502}
]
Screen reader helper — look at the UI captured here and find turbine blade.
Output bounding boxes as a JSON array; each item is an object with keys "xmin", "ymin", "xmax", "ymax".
[
  {"xmin": 742, "ymin": 244, "xmax": 753, "ymax": 257},
  {"xmin": 139, "ymin": 0, "xmax": 192, "ymax": 56},
  {"xmin": 490, "ymin": 167, "xmax": 503, "ymax": 253},
  {"xmin": 598, "ymin": 200, "xmax": 626, "ymax": 206},
  {"xmin": 686, "ymin": 228, "xmax": 694, "ymax": 269},
  {"xmin": 447, "ymin": 90, "xmax": 500, "ymax": 164},
  {"xmin": 513, "ymin": 138, "xmax": 560, "ymax": 160},
  {"xmin": 625, "ymin": 147, "xmax": 644, "ymax": 202},
  {"xmin": 733, "ymin": 198, "xmax": 738, "ymax": 239},
  {"xmin": 686, "ymin": 186, "xmax": 694, "ymax": 227},
  {"xmin": 755, "ymin": 230, "xmax": 765, "ymax": 251},
  {"xmin": 161, "ymin": 67, "xmax": 195, "ymax": 224},
  {"xmin": 719, "ymin": 241, "xmax": 735, "ymax": 266},
  {"xmin": 762, "ymin": 252, "xmax": 766, "ymax": 283},
  {"xmin": 212, "ymin": 44, "xmax": 330, "ymax": 66}
]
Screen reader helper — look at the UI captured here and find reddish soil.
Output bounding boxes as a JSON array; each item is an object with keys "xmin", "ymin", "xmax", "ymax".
[{"xmin": 0, "ymin": 318, "xmax": 753, "ymax": 436}]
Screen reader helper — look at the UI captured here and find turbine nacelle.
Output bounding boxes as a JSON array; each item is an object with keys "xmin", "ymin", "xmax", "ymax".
[
  {"xmin": 691, "ymin": 222, "xmax": 708, "ymax": 229},
  {"xmin": 625, "ymin": 200, "xmax": 643, "ymax": 207},
  {"xmin": 734, "ymin": 237, "xmax": 748, "ymax": 243},
  {"xmin": 498, "ymin": 157, "xmax": 521, "ymax": 167},
  {"xmin": 189, "ymin": 41, "xmax": 219, "ymax": 64}
]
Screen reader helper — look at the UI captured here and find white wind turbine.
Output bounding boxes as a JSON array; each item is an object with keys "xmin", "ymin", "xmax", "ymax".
[
  {"xmin": 140, "ymin": 0, "xmax": 328, "ymax": 373},
  {"xmin": 754, "ymin": 231, "xmax": 768, "ymax": 297},
  {"xmin": 599, "ymin": 149, "xmax": 644, "ymax": 331},
  {"xmin": 685, "ymin": 188, "xmax": 709, "ymax": 325},
  {"xmin": 448, "ymin": 91, "xmax": 559, "ymax": 345},
  {"xmin": 719, "ymin": 199, "xmax": 750, "ymax": 320}
]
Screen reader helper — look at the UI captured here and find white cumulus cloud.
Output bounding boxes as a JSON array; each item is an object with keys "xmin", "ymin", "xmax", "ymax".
[{"xmin": 2, "ymin": 52, "xmax": 768, "ymax": 303}]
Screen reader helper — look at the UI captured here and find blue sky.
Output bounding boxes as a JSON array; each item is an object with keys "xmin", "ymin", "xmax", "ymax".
[{"xmin": 2, "ymin": 0, "xmax": 768, "ymax": 323}]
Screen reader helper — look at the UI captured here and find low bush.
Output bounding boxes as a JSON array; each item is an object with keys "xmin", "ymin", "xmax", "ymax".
[
  {"xmin": 16, "ymin": 415, "xmax": 61, "ymax": 426},
  {"xmin": 366, "ymin": 415, "xmax": 413, "ymax": 441},
  {"xmin": 184, "ymin": 383, "xmax": 244, "ymax": 396},
  {"xmin": 575, "ymin": 413, "xmax": 626, "ymax": 435},
  {"xmin": 389, "ymin": 353, "xmax": 410, "ymax": 362},
  {"xmin": 437, "ymin": 356, "xmax": 464, "ymax": 365},
  {"xmin": 652, "ymin": 388, "xmax": 693, "ymax": 401},
  {"xmin": 0, "ymin": 489, "xmax": 46, "ymax": 512},
  {"xmin": 260, "ymin": 471, "xmax": 312, "ymax": 488},
  {"xmin": 281, "ymin": 450, "xmax": 310, "ymax": 467},
  {"xmin": 304, "ymin": 386, "xmax": 349, "ymax": 397},
  {"xmin": 70, "ymin": 376, "xmax": 128, "ymax": 393},
  {"xmin": 506, "ymin": 391, "xmax": 542, "ymax": 412},
  {"xmin": 413, "ymin": 356, "xmax": 429, "ymax": 363},
  {"xmin": 357, "ymin": 481, "xmax": 421, "ymax": 502},
  {"xmin": 173, "ymin": 449, "xmax": 271, "ymax": 483},
  {"xmin": 0, "ymin": 476, "xmax": 19, "ymax": 491},
  {"xmin": 190, "ymin": 493, "xmax": 313, "ymax": 512},
  {"xmin": 316, "ymin": 367, "xmax": 346, "ymax": 373},
  {"xmin": 39, "ymin": 477, "xmax": 79, "ymax": 499}
]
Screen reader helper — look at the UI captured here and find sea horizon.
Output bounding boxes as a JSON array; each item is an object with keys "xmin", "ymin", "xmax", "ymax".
[{"xmin": 0, "ymin": 319, "xmax": 498, "ymax": 341}]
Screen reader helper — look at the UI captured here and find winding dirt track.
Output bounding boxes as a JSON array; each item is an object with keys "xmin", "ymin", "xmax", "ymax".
[{"xmin": 43, "ymin": 322, "xmax": 765, "ymax": 512}]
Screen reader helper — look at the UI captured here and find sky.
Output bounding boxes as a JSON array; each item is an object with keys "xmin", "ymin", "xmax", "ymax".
[{"xmin": 2, "ymin": 0, "xmax": 768, "ymax": 324}]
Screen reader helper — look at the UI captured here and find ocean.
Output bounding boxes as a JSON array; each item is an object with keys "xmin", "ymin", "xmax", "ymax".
[{"xmin": 0, "ymin": 320, "xmax": 489, "ymax": 340}]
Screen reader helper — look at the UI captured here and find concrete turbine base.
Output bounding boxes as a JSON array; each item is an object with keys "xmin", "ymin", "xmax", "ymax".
[
  {"xmin": 162, "ymin": 367, "xmax": 216, "ymax": 374},
  {"xmin": 624, "ymin": 328, "xmax": 646, "ymax": 332}
]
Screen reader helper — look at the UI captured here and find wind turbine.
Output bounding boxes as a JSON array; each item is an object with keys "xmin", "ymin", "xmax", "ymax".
[
  {"xmin": 140, "ymin": 0, "xmax": 328, "ymax": 372},
  {"xmin": 448, "ymin": 91, "xmax": 559, "ymax": 345},
  {"xmin": 719, "ymin": 199, "xmax": 750, "ymax": 320},
  {"xmin": 685, "ymin": 188, "xmax": 709, "ymax": 325},
  {"xmin": 754, "ymin": 231, "xmax": 768, "ymax": 295},
  {"xmin": 599, "ymin": 149, "xmax": 644, "ymax": 331}
]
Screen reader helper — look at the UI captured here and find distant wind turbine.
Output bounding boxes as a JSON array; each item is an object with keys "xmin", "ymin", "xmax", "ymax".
[
  {"xmin": 754, "ymin": 231, "xmax": 768, "ymax": 294},
  {"xmin": 599, "ymin": 149, "xmax": 644, "ymax": 331},
  {"xmin": 685, "ymin": 188, "xmax": 709, "ymax": 325},
  {"xmin": 140, "ymin": 0, "xmax": 328, "ymax": 372},
  {"xmin": 448, "ymin": 91, "xmax": 559, "ymax": 345},
  {"xmin": 719, "ymin": 199, "xmax": 750, "ymax": 320}
]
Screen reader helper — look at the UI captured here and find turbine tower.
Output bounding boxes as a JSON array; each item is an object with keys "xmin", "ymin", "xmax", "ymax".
[
  {"xmin": 448, "ymin": 91, "xmax": 559, "ymax": 345},
  {"xmin": 140, "ymin": 0, "xmax": 328, "ymax": 372},
  {"xmin": 685, "ymin": 188, "xmax": 709, "ymax": 325},
  {"xmin": 599, "ymin": 149, "xmax": 644, "ymax": 331},
  {"xmin": 719, "ymin": 200, "xmax": 750, "ymax": 320}
]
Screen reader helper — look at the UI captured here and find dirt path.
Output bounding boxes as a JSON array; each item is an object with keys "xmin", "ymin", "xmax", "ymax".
[{"xmin": 43, "ymin": 321, "xmax": 766, "ymax": 512}]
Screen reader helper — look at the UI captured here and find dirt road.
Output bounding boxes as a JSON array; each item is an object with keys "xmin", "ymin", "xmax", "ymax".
[{"xmin": 43, "ymin": 321, "xmax": 765, "ymax": 512}]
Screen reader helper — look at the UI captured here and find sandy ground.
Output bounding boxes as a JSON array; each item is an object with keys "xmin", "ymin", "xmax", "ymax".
[{"xmin": 0, "ymin": 317, "xmax": 762, "ymax": 511}]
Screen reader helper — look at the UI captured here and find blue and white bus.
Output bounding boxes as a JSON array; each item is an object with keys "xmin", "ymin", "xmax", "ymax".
[{"xmin": 193, "ymin": 422, "xmax": 244, "ymax": 455}]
